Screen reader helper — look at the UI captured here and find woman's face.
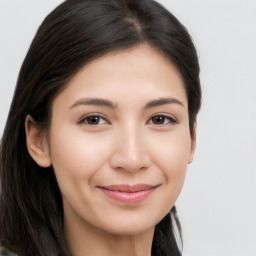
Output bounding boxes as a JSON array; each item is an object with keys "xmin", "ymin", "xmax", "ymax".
[{"xmin": 38, "ymin": 44, "xmax": 195, "ymax": 235}]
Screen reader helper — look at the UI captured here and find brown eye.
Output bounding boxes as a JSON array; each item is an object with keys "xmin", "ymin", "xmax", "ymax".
[
  {"xmin": 151, "ymin": 115, "xmax": 176, "ymax": 125},
  {"xmin": 87, "ymin": 116, "xmax": 100, "ymax": 125},
  {"xmin": 79, "ymin": 115, "xmax": 107, "ymax": 125}
]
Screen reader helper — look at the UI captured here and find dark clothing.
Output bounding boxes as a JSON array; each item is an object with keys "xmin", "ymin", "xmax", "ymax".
[{"xmin": 0, "ymin": 246, "xmax": 17, "ymax": 256}]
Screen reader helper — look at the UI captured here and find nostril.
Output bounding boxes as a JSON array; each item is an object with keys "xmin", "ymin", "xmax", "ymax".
[
  {"xmin": 109, "ymin": 131, "xmax": 151, "ymax": 172},
  {"xmin": 109, "ymin": 151, "xmax": 151, "ymax": 173}
]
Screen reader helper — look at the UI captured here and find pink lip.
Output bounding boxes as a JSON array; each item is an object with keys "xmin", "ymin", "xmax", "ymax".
[{"xmin": 97, "ymin": 184, "xmax": 158, "ymax": 203}]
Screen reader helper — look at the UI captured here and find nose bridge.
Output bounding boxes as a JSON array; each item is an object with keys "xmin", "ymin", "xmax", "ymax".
[{"xmin": 110, "ymin": 122, "xmax": 150, "ymax": 172}]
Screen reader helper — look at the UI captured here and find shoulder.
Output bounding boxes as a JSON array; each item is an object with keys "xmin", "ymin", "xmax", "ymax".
[{"xmin": 0, "ymin": 246, "xmax": 18, "ymax": 256}]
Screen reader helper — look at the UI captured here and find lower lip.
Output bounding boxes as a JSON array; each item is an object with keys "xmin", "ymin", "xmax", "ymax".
[{"xmin": 98, "ymin": 187, "xmax": 155, "ymax": 203}]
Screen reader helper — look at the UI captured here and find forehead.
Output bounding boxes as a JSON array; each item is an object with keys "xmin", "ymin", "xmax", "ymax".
[{"xmin": 52, "ymin": 44, "xmax": 188, "ymax": 110}]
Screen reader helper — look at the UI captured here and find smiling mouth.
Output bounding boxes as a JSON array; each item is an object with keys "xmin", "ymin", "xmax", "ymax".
[{"xmin": 97, "ymin": 184, "xmax": 158, "ymax": 203}]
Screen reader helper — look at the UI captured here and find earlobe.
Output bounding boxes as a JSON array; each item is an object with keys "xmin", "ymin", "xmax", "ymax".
[
  {"xmin": 188, "ymin": 124, "xmax": 197, "ymax": 164},
  {"xmin": 25, "ymin": 115, "xmax": 52, "ymax": 168}
]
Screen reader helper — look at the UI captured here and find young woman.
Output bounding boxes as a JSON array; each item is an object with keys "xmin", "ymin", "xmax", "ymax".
[{"xmin": 0, "ymin": 0, "xmax": 201, "ymax": 255}]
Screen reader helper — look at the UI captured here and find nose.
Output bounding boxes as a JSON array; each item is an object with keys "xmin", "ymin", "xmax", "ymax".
[{"xmin": 109, "ymin": 126, "xmax": 151, "ymax": 173}]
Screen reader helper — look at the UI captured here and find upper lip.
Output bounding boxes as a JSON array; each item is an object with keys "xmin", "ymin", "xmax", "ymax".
[{"xmin": 98, "ymin": 184, "xmax": 157, "ymax": 192}]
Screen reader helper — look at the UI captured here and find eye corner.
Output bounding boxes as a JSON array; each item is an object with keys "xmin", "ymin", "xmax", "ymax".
[
  {"xmin": 148, "ymin": 114, "xmax": 178, "ymax": 126},
  {"xmin": 78, "ymin": 114, "xmax": 110, "ymax": 126}
]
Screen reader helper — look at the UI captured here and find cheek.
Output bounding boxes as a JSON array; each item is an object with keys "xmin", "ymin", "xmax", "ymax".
[
  {"xmin": 149, "ymin": 130, "xmax": 191, "ymax": 203},
  {"xmin": 48, "ymin": 126, "xmax": 111, "ymax": 193},
  {"xmin": 150, "ymin": 128, "xmax": 191, "ymax": 171}
]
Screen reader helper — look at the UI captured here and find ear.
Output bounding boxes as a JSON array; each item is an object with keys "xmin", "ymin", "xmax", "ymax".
[
  {"xmin": 188, "ymin": 124, "xmax": 197, "ymax": 164},
  {"xmin": 25, "ymin": 115, "xmax": 52, "ymax": 168}
]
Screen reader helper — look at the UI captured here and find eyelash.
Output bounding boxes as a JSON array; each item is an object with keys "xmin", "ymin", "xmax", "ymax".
[
  {"xmin": 78, "ymin": 115, "xmax": 108, "ymax": 126},
  {"xmin": 148, "ymin": 115, "xmax": 177, "ymax": 125},
  {"xmin": 78, "ymin": 114, "xmax": 177, "ymax": 126}
]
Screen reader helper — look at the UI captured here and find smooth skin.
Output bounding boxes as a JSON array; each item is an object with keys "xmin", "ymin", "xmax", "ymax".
[{"xmin": 25, "ymin": 44, "xmax": 196, "ymax": 256}]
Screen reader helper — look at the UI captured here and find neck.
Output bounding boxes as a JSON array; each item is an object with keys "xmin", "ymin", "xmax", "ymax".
[{"xmin": 64, "ymin": 214, "xmax": 154, "ymax": 256}]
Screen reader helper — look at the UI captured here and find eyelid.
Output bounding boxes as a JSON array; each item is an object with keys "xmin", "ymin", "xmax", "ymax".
[
  {"xmin": 77, "ymin": 113, "xmax": 178, "ymax": 126},
  {"xmin": 147, "ymin": 114, "xmax": 178, "ymax": 125},
  {"xmin": 78, "ymin": 113, "xmax": 110, "ymax": 125}
]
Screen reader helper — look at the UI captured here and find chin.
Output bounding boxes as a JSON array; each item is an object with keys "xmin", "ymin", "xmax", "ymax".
[
  {"xmin": 98, "ymin": 213, "xmax": 163, "ymax": 236},
  {"xmin": 103, "ymin": 224, "xmax": 155, "ymax": 236}
]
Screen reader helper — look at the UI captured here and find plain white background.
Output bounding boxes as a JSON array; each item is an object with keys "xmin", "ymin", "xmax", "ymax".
[{"xmin": 0, "ymin": 0, "xmax": 255, "ymax": 255}]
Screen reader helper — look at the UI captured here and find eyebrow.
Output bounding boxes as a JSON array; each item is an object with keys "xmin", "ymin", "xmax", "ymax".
[
  {"xmin": 144, "ymin": 97, "xmax": 184, "ymax": 109},
  {"xmin": 69, "ymin": 98, "xmax": 118, "ymax": 109},
  {"xmin": 69, "ymin": 97, "xmax": 184, "ymax": 110}
]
